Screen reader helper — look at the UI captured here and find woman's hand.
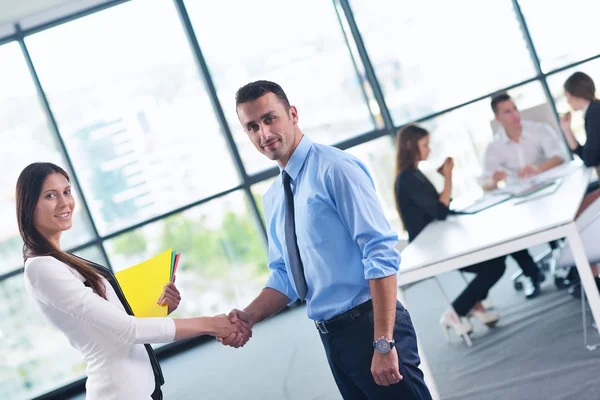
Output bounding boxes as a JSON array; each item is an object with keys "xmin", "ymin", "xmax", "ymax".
[
  {"xmin": 157, "ymin": 282, "xmax": 181, "ymax": 314},
  {"xmin": 441, "ymin": 157, "xmax": 454, "ymax": 178},
  {"xmin": 560, "ymin": 111, "xmax": 572, "ymax": 133}
]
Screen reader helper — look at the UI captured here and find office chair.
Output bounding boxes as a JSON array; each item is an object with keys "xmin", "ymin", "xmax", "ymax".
[{"xmin": 554, "ymin": 196, "xmax": 600, "ymax": 350}]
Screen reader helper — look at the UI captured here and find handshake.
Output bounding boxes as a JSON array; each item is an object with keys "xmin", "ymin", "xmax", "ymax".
[{"xmin": 210, "ymin": 309, "xmax": 254, "ymax": 348}]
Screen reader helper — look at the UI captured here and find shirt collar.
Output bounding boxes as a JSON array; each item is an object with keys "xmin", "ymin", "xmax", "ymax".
[
  {"xmin": 279, "ymin": 135, "xmax": 312, "ymax": 181},
  {"xmin": 499, "ymin": 124, "xmax": 527, "ymax": 144}
]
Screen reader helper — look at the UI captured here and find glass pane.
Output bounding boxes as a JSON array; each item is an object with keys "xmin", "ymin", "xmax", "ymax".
[
  {"xmin": 73, "ymin": 245, "xmax": 108, "ymax": 268},
  {"xmin": 251, "ymin": 178, "xmax": 275, "ymax": 225},
  {"xmin": 0, "ymin": 273, "xmax": 84, "ymax": 400},
  {"xmin": 25, "ymin": 0, "xmax": 240, "ymax": 236},
  {"xmin": 351, "ymin": 0, "xmax": 536, "ymax": 125},
  {"xmin": 519, "ymin": 0, "xmax": 600, "ymax": 72},
  {"xmin": 104, "ymin": 191, "xmax": 268, "ymax": 316},
  {"xmin": 547, "ymin": 58, "xmax": 600, "ymax": 145},
  {"xmin": 0, "ymin": 42, "xmax": 94, "ymax": 274},
  {"xmin": 415, "ymin": 82, "xmax": 565, "ymax": 200},
  {"xmin": 186, "ymin": 0, "xmax": 376, "ymax": 174}
]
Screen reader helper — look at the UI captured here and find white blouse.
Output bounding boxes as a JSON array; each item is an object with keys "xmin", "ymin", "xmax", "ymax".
[{"xmin": 24, "ymin": 256, "xmax": 176, "ymax": 400}]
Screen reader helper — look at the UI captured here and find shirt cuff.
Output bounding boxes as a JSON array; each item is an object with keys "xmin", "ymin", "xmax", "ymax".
[
  {"xmin": 265, "ymin": 271, "xmax": 298, "ymax": 306},
  {"xmin": 363, "ymin": 256, "xmax": 400, "ymax": 280},
  {"xmin": 135, "ymin": 317, "xmax": 176, "ymax": 343}
]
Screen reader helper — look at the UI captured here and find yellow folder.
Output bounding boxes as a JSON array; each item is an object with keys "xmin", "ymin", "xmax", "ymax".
[{"xmin": 115, "ymin": 249, "xmax": 173, "ymax": 318}]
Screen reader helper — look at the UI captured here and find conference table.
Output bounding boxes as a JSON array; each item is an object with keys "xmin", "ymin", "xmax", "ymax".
[{"xmin": 396, "ymin": 163, "xmax": 599, "ymax": 399}]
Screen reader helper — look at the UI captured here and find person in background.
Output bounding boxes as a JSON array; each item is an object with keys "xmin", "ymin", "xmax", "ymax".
[
  {"xmin": 18, "ymin": 162, "xmax": 247, "ymax": 400},
  {"xmin": 560, "ymin": 71, "xmax": 600, "ymax": 297},
  {"xmin": 218, "ymin": 80, "xmax": 432, "ymax": 399},
  {"xmin": 560, "ymin": 71, "xmax": 600, "ymax": 172},
  {"xmin": 481, "ymin": 93, "xmax": 566, "ymax": 299},
  {"xmin": 394, "ymin": 125, "xmax": 506, "ymax": 340}
]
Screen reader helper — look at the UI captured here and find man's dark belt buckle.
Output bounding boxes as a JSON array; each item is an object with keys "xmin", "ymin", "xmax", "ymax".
[{"xmin": 315, "ymin": 320, "xmax": 329, "ymax": 334}]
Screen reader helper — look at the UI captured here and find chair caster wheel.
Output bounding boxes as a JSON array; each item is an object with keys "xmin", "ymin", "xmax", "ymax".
[
  {"xmin": 555, "ymin": 277, "xmax": 570, "ymax": 289},
  {"xmin": 514, "ymin": 280, "xmax": 523, "ymax": 291}
]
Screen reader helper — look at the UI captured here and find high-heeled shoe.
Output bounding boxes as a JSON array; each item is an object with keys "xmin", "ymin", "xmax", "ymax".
[
  {"xmin": 468, "ymin": 309, "xmax": 500, "ymax": 328},
  {"xmin": 439, "ymin": 310, "xmax": 473, "ymax": 343}
]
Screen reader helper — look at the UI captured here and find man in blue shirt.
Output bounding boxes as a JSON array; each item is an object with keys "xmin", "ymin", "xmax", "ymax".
[{"xmin": 219, "ymin": 80, "xmax": 431, "ymax": 399}]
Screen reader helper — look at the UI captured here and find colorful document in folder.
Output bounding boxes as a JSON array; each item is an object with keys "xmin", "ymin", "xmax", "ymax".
[{"xmin": 115, "ymin": 249, "xmax": 181, "ymax": 317}]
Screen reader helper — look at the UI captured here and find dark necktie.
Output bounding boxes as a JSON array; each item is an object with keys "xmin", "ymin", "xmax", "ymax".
[{"xmin": 282, "ymin": 171, "xmax": 308, "ymax": 300}]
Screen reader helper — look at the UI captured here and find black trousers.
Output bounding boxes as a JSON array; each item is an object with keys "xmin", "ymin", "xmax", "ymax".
[
  {"xmin": 510, "ymin": 249, "xmax": 540, "ymax": 280},
  {"xmin": 452, "ymin": 257, "xmax": 506, "ymax": 316},
  {"xmin": 319, "ymin": 301, "xmax": 432, "ymax": 400}
]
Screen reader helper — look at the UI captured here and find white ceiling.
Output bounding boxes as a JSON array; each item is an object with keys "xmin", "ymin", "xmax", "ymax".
[{"xmin": 0, "ymin": 0, "xmax": 77, "ymax": 25}]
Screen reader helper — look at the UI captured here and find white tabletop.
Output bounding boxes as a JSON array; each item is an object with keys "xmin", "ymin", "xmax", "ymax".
[{"xmin": 399, "ymin": 164, "xmax": 592, "ymax": 273}]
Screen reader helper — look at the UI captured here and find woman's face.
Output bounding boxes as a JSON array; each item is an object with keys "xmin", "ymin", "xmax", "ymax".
[
  {"xmin": 33, "ymin": 173, "xmax": 75, "ymax": 239},
  {"xmin": 417, "ymin": 135, "xmax": 431, "ymax": 161}
]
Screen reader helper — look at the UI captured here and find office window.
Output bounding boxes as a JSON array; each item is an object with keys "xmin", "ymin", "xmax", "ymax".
[
  {"xmin": 0, "ymin": 42, "xmax": 94, "ymax": 274},
  {"xmin": 518, "ymin": 0, "xmax": 600, "ymax": 72},
  {"xmin": 0, "ymin": 273, "xmax": 85, "ymax": 400},
  {"xmin": 546, "ymin": 58, "xmax": 600, "ymax": 145},
  {"xmin": 104, "ymin": 191, "xmax": 268, "ymax": 316},
  {"xmin": 350, "ymin": 0, "xmax": 536, "ymax": 125},
  {"xmin": 74, "ymin": 245, "xmax": 108, "ymax": 267},
  {"xmin": 186, "ymin": 0, "xmax": 376, "ymax": 175},
  {"xmin": 25, "ymin": 0, "xmax": 240, "ymax": 236}
]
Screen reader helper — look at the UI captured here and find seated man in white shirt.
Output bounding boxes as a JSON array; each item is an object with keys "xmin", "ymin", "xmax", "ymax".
[{"xmin": 482, "ymin": 93, "xmax": 567, "ymax": 298}]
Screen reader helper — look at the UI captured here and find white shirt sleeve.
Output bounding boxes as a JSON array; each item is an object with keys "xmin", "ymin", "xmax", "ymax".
[
  {"xmin": 537, "ymin": 123, "xmax": 566, "ymax": 161},
  {"xmin": 483, "ymin": 141, "xmax": 503, "ymax": 177},
  {"xmin": 24, "ymin": 256, "xmax": 176, "ymax": 345}
]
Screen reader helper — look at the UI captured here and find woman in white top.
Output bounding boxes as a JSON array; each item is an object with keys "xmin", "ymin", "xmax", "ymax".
[{"xmin": 17, "ymin": 162, "xmax": 250, "ymax": 400}]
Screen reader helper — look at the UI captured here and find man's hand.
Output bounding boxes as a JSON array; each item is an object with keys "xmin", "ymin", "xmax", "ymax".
[
  {"xmin": 517, "ymin": 164, "xmax": 539, "ymax": 178},
  {"xmin": 217, "ymin": 309, "xmax": 254, "ymax": 348},
  {"xmin": 157, "ymin": 282, "xmax": 181, "ymax": 315},
  {"xmin": 371, "ymin": 350, "xmax": 403, "ymax": 386},
  {"xmin": 492, "ymin": 170, "xmax": 507, "ymax": 184}
]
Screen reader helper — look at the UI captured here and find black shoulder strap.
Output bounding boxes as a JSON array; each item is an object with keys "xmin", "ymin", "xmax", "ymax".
[{"xmin": 73, "ymin": 255, "xmax": 165, "ymax": 387}]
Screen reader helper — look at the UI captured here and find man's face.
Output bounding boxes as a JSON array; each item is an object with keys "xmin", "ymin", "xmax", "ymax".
[
  {"xmin": 495, "ymin": 99, "xmax": 521, "ymax": 129},
  {"xmin": 237, "ymin": 92, "xmax": 298, "ymax": 163}
]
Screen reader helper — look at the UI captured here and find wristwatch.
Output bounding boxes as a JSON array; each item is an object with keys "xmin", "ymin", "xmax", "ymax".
[{"xmin": 373, "ymin": 336, "xmax": 395, "ymax": 354}]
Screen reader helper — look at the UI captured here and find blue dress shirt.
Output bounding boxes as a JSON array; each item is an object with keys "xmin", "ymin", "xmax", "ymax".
[{"xmin": 263, "ymin": 136, "xmax": 401, "ymax": 321}]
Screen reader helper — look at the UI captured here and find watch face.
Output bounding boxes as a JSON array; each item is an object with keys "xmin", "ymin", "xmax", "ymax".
[{"xmin": 376, "ymin": 339, "xmax": 391, "ymax": 353}]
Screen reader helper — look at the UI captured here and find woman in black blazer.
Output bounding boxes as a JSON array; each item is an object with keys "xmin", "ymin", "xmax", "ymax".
[
  {"xmin": 394, "ymin": 125, "xmax": 506, "ymax": 340},
  {"xmin": 561, "ymin": 71, "xmax": 600, "ymax": 171},
  {"xmin": 560, "ymin": 71, "xmax": 600, "ymax": 296}
]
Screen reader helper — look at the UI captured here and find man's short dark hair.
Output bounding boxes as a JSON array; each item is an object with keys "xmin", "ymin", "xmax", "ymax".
[
  {"xmin": 564, "ymin": 72, "xmax": 596, "ymax": 101},
  {"xmin": 235, "ymin": 80, "xmax": 291, "ymax": 110},
  {"xmin": 490, "ymin": 93, "xmax": 512, "ymax": 114}
]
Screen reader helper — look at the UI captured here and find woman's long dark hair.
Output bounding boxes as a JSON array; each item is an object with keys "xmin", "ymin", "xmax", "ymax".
[
  {"xmin": 394, "ymin": 125, "xmax": 430, "ymax": 226},
  {"xmin": 16, "ymin": 162, "xmax": 107, "ymax": 299}
]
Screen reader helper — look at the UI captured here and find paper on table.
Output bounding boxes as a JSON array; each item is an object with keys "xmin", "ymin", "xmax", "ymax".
[{"xmin": 115, "ymin": 249, "xmax": 172, "ymax": 317}]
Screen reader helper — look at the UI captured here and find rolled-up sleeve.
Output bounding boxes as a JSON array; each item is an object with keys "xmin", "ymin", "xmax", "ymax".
[
  {"xmin": 263, "ymin": 198, "xmax": 298, "ymax": 305},
  {"xmin": 325, "ymin": 159, "xmax": 400, "ymax": 280},
  {"xmin": 25, "ymin": 257, "xmax": 175, "ymax": 345}
]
